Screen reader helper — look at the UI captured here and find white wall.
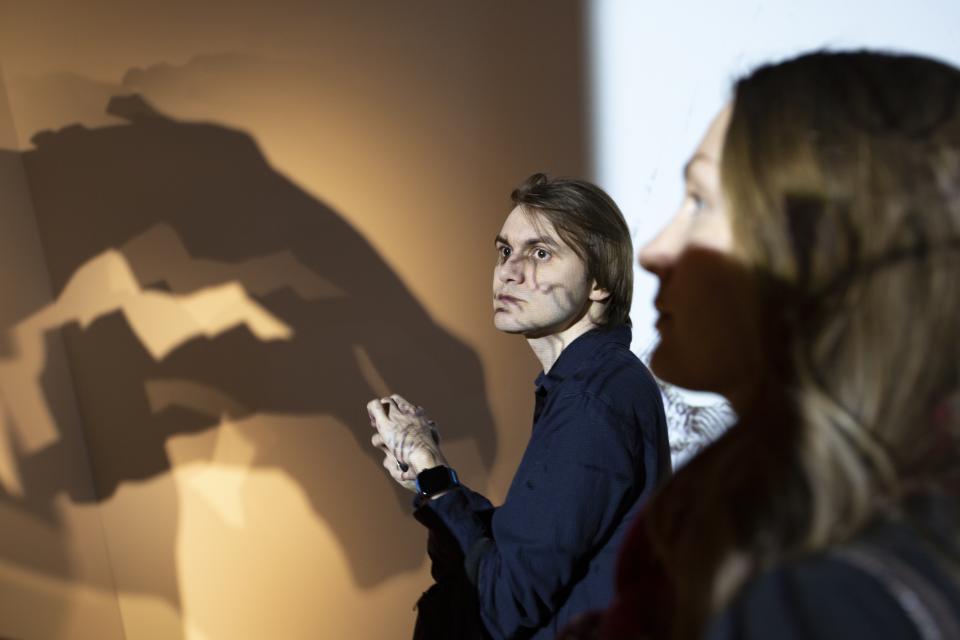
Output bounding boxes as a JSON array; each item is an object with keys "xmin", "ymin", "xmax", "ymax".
[{"xmin": 589, "ymin": 0, "xmax": 960, "ymax": 393}]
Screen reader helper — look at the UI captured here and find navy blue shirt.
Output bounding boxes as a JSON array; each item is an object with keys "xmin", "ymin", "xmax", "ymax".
[{"xmin": 415, "ymin": 325, "xmax": 670, "ymax": 639}]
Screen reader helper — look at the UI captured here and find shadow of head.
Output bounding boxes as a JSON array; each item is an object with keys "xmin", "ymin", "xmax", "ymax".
[{"xmin": 13, "ymin": 94, "xmax": 498, "ymax": 585}]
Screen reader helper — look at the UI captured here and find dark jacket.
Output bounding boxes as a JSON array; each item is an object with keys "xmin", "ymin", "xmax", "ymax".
[
  {"xmin": 705, "ymin": 491, "xmax": 960, "ymax": 640},
  {"xmin": 414, "ymin": 326, "xmax": 671, "ymax": 639}
]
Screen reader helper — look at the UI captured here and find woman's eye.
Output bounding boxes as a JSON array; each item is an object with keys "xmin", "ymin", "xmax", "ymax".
[
  {"xmin": 533, "ymin": 248, "xmax": 551, "ymax": 260},
  {"xmin": 690, "ymin": 193, "xmax": 706, "ymax": 213},
  {"xmin": 498, "ymin": 246, "xmax": 512, "ymax": 260}
]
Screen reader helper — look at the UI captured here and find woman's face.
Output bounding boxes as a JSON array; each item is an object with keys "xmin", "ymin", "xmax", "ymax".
[{"xmin": 638, "ymin": 105, "xmax": 764, "ymax": 409}]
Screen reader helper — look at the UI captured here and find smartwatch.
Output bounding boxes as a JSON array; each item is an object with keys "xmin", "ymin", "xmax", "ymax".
[{"xmin": 415, "ymin": 466, "xmax": 460, "ymax": 499}]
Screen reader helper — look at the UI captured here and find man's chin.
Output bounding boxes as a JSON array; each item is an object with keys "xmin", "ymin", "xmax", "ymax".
[{"xmin": 493, "ymin": 315, "xmax": 528, "ymax": 334}]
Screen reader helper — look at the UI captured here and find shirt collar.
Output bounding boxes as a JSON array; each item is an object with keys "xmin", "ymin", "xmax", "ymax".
[{"xmin": 533, "ymin": 324, "xmax": 632, "ymax": 395}]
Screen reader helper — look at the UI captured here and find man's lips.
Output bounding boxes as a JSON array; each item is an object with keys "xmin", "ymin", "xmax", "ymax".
[{"xmin": 496, "ymin": 294, "xmax": 524, "ymax": 305}]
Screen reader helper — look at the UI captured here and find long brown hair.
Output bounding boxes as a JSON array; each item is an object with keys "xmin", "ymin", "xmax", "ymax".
[{"xmin": 645, "ymin": 50, "xmax": 960, "ymax": 638}]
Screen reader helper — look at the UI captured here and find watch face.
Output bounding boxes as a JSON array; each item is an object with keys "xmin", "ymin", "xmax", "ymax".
[{"xmin": 416, "ymin": 466, "xmax": 457, "ymax": 496}]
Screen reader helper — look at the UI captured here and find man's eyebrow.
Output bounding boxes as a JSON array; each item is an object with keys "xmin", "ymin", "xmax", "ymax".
[
  {"xmin": 683, "ymin": 152, "xmax": 717, "ymax": 181},
  {"xmin": 495, "ymin": 235, "xmax": 562, "ymax": 249}
]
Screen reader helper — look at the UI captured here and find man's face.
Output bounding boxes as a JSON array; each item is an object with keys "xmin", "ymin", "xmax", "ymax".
[{"xmin": 492, "ymin": 206, "xmax": 593, "ymax": 337}]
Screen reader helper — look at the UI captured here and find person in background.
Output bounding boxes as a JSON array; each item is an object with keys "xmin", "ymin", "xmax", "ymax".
[
  {"xmin": 566, "ymin": 50, "xmax": 960, "ymax": 639},
  {"xmin": 368, "ymin": 173, "xmax": 671, "ymax": 639}
]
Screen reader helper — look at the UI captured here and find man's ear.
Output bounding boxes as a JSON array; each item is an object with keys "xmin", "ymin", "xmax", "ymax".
[{"xmin": 589, "ymin": 280, "xmax": 611, "ymax": 302}]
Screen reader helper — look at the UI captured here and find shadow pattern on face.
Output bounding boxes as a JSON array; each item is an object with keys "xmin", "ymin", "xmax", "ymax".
[{"xmin": 647, "ymin": 245, "xmax": 767, "ymax": 408}]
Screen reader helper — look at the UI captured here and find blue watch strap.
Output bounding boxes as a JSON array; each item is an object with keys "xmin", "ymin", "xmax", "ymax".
[{"xmin": 415, "ymin": 466, "xmax": 460, "ymax": 498}]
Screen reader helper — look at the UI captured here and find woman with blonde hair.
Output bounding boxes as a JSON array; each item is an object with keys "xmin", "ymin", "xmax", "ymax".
[{"xmin": 568, "ymin": 50, "xmax": 960, "ymax": 639}]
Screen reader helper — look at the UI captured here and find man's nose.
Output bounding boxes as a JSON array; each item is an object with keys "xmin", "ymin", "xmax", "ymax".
[{"xmin": 497, "ymin": 254, "xmax": 525, "ymax": 284}]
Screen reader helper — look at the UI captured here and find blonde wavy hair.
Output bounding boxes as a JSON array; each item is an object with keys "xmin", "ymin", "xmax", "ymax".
[
  {"xmin": 723, "ymin": 50, "xmax": 960, "ymax": 547},
  {"xmin": 642, "ymin": 51, "xmax": 960, "ymax": 639}
]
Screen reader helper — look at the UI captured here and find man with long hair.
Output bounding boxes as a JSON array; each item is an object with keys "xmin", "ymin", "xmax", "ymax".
[{"xmin": 368, "ymin": 173, "xmax": 670, "ymax": 639}]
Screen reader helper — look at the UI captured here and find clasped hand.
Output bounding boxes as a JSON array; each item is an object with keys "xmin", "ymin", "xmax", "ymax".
[{"xmin": 367, "ymin": 393, "xmax": 447, "ymax": 492}]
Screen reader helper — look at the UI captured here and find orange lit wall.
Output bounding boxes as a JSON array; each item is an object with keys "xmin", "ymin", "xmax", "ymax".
[{"xmin": 0, "ymin": 2, "xmax": 588, "ymax": 638}]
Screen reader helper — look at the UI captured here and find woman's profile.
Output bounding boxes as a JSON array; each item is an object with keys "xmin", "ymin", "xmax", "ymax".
[{"xmin": 569, "ymin": 50, "xmax": 960, "ymax": 639}]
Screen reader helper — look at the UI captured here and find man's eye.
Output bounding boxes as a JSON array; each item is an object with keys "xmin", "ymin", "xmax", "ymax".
[
  {"xmin": 498, "ymin": 246, "xmax": 512, "ymax": 259},
  {"xmin": 533, "ymin": 248, "xmax": 551, "ymax": 260}
]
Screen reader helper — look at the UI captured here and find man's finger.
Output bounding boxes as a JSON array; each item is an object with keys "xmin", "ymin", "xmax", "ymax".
[
  {"xmin": 367, "ymin": 398, "xmax": 390, "ymax": 426},
  {"xmin": 382, "ymin": 455, "xmax": 407, "ymax": 483},
  {"xmin": 380, "ymin": 396, "xmax": 403, "ymax": 416},
  {"xmin": 365, "ymin": 402, "xmax": 376, "ymax": 428},
  {"xmin": 382, "ymin": 454, "xmax": 400, "ymax": 476},
  {"xmin": 391, "ymin": 394, "xmax": 417, "ymax": 414}
]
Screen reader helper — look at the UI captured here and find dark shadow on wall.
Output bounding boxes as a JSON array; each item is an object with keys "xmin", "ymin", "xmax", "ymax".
[{"xmin": 1, "ymin": 95, "xmax": 498, "ymax": 603}]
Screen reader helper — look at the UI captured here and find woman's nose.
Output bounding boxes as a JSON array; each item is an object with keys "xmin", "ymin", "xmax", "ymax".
[{"xmin": 638, "ymin": 229, "xmax": 677, "ymax": 278}]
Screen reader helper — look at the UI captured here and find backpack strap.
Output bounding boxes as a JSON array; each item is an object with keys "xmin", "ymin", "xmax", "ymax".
[{"xmin": 830, "ymin": 541, "xmax": 960, "ymax": 640}]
